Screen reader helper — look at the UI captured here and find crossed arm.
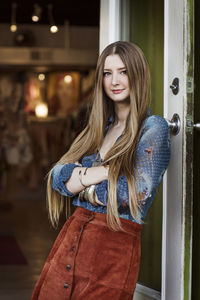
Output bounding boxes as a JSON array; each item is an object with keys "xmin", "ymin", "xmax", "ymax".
[
  {"xmin": 51, "ymin": 162, "xmax": 109, "ymax": 206},
  {"xmin": 65, "ymin": 164, "xmax": 109, "ymax": 199},
  {"xmin": 51, "ymin": 115, "xmax": 171, "ymax": 209}
]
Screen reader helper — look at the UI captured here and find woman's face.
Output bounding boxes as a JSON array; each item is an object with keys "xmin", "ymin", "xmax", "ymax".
[{"xmin": 103, "ymin": 54, "xmax": 130, "ymax": 103}]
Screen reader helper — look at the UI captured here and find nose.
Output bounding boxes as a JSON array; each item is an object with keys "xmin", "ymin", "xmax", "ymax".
[{"xmin": 111, "ymin": 72, "xmax": 119, "ymax": 86}]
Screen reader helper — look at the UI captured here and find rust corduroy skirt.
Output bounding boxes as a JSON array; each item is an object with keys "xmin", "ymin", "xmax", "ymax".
[{"xmin": 31, "ymin": 207, "xmax": 142, "ymax": 300}]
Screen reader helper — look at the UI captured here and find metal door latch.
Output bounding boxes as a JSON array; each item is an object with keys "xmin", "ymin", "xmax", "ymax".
[
  {"xmin": 166, "ymin": 113, "xmax": 181, "ymax": 135},
  {"xmin": 186, "ymin": 115, "xmax": 200, "ymax": 132},
  {"xmin": 166, "ymin": 114, "xmax": 200, "ymax": 135},
  {"xmin": 194, "ymin": 123, "xmax": 200, "ymax": 131},
  {"xmin": 170, "ymin": 78, "xmax": 179, "ymax": 95}
]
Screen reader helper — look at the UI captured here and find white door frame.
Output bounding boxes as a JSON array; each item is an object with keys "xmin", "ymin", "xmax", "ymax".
[
  {"xmin": 162, "ymin": 0, "xmax": 184, "ymax": 298},
  {"xmin": 99, "ymin": 0, "xmax": 194, "ymax": 299},
  {"xmin": 162, "ymin": 0, "xmax": 193, "ymax": 299},
  {"xmin": 99, "ymin": 0, "xmax": 121, "ymax": 54}
]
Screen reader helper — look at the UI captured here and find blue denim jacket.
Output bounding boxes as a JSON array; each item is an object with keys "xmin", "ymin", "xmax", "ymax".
[{"xmin": 51, "ymin": 115, "xmax": 170, "ymax": 224}]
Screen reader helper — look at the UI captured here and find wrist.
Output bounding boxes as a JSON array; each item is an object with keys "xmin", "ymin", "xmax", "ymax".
[
  {"xmin": 78, "ymin": 167, "xmax": 89, "ymax": 188},
  {"xmin": 103, "ymin": 165, "xmax": 109, "ymax": 179},
  {"xmin": 79, "ymin": 165, "xmax": 109, "ymax": 187}
]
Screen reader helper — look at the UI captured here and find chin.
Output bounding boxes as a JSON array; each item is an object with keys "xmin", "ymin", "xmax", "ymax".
[{"xmin": 110, "ymin": 96, "xmax": 130, "ymax": 103}]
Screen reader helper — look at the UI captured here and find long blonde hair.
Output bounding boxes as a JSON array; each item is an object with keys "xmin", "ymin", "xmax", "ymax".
[{"xmin": 47, "ymin": 41, "xmax": 151, "ymax": 230}]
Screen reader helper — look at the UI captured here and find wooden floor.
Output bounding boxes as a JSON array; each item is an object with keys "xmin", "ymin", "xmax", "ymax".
[{"xmin": 0, "ymin": 169, "xmax": 63, "ymax": 300}]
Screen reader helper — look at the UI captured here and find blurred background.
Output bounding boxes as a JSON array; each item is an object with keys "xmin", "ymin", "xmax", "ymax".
[{"xmin": 0, "ymin": 1, "xmax": 99, "ymax": 299}]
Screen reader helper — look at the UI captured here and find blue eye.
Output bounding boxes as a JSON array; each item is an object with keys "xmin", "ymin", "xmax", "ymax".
[
  {"xmin": 103, "ymin": 72, "xmax": 111, "ymax": 77},
  {"xmin": 121, "ymin": 70, "xmax": 127, "ymax": 75}
]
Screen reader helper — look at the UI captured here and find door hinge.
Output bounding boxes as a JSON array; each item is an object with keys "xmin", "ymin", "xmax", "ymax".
[
  {"xmin": 186, "ymin": 115, "xmax": 193, "ymax": 133},
  {"xmin": 187, "ymin": 76, "xmax": 193, "ymax": 94}
]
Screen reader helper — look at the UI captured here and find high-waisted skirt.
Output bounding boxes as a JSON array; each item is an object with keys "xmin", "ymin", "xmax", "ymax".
[{"xmin": 31, "ymin": 207, "xmax": 142, "ymax": 300}]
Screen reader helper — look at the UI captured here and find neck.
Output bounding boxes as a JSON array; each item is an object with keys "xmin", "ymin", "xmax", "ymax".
[{"xmin": 114, "ymin": 101, "xmax": 130, "ymax": 127}]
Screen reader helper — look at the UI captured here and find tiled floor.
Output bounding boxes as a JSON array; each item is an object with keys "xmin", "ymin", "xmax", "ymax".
[{"xmin": 0, "ymin": 170, "xmax": 64, "ymax": 300}]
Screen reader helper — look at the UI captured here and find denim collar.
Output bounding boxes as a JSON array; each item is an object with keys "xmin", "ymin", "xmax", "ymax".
[{"xmin": 107, "ymin": 115, "xmax": 114, "ymax": 125}]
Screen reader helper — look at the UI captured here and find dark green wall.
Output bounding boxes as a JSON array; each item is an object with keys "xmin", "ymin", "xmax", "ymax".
[
  {"xmin": 129, "ymin": 0, "xmax": 164, "ymax": 291},
  {"xmin": 129, "ymin": 0, "xmax": 200, "ymax": 296}
]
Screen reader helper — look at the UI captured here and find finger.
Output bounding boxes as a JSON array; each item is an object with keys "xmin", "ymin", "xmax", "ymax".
[
  {"xmin": 94, "ymin": 193, "xmax": 105, "ymax": 206},
  {"xmin": 95, "ymin": 199, "xmax": 105, "ymax": 206}
]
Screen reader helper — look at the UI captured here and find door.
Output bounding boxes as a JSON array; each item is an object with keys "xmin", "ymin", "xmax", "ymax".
[
  {"xmin": 192, "ymin": 1, "xmax": 200, "ymax": 298},
  {"xmin": 99, "ymin": 0, "xmax": 194, "ymax": 299},
  {"xmin": 162, "ymin": 0, "xmax": 193, "ymax": 299}
]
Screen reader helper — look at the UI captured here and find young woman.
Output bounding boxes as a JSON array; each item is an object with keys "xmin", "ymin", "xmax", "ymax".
[{"xmin": 31, "ymin": 41, "xmax": 170, "ymax": 300}]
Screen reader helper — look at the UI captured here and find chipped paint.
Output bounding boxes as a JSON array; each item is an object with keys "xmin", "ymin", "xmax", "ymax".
[{"xmin": 183, "ymin": 0, "xmax": 194, "ymax": 299}]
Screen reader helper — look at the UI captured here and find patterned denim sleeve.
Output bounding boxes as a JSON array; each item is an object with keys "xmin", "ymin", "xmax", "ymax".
[
  {"xmin": 117, "ymin": 115, "xmax": 171, "ymax": 207},
  {"xmin": 51, "ymin": 163, "xmax": 81, "ymax": 197}
]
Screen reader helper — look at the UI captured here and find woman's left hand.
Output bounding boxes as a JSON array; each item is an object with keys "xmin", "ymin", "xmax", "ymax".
[{"xmin": 94, "ymin": 192, "xmax": 106, "ymax": 206}]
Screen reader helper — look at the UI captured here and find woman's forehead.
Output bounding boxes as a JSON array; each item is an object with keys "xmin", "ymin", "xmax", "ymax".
[{"xmin": 104, "ymin": 54, "xmax": 125, "ymax": 70}]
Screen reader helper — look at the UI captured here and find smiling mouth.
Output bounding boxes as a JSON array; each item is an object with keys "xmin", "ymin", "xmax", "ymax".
[{"xmin": 112, "ymin": 89, "xmax": 124, "ymax": 94}]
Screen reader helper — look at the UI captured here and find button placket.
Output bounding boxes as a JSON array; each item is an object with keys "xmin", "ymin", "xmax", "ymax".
[
  {"xmin": 63, "ymin": 220, "xmax": 86, "ymax": 297},
  {"xmin": 63, "ymin": 215, "xmax": 95, "ymax": 297}
]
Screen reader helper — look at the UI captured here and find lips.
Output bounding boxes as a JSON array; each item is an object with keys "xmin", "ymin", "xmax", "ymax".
[{"xmin": 112, "ymin": 89, "xmax": 124, "ymax": 94}]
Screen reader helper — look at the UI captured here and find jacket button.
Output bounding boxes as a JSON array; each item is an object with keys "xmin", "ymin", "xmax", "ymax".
[
  {"xmin": 64, "ymin": 283, "xmax": 69, "ymax": 289},
  {"xmin": 66, "ymin": 264, "xmax": 71, "ymax": 270}
]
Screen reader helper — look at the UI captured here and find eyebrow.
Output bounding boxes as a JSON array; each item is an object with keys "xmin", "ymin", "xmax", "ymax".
[{"xmin": 103, "ymin": 67, "xmax": 126, "ymax": 71}]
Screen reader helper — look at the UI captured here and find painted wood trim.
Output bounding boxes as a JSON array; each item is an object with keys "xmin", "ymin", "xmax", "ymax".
[
  {"xmin": 99, "ymin": 0, "xmax": 121, "ymax": 54},
  {"xmin": 183, "ymin": 0, "xmax": 194, "ymax": 299},
  {"xmin": 135, "ymin": 284, "xmax": 161, "ymax": 300},
  {"xmin": 163, "ymin": 0, "xmax": 184, "ymax": 298}
]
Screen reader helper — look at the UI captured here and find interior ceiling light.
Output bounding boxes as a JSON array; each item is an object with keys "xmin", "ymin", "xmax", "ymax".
[
  {"xmin": 32, "ymin": 3, "xmax": 42, "ymax": 22},
  {"xmin": 50, "ymin": 25, "xmax": 58, "ymax": 33},
  {"xmin": 48, "ymin": 4, "xmax": 59, "ymax": 33},
  {"xmin": 64, "ymin": 75, "xmax": 72, "ymax": 84},
  {"xmin": 10, "ymin": 2, "xmax": 17, "ymax": 32},
  {"xmin": 35, "ymin": 102, "xmax": 48, "ymax": 118},
  {"xmin": 38, "ymin": 73, "xmax": 45, "ymax": 81}
]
